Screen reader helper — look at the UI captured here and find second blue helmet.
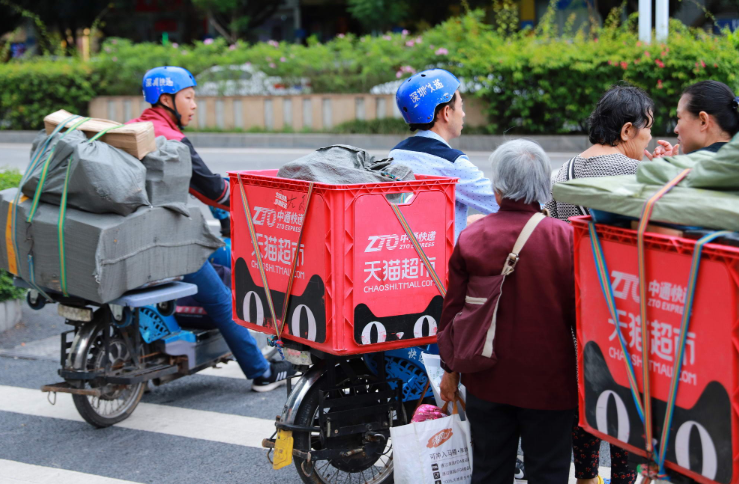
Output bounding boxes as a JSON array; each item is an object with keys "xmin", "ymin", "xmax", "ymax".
[
  {"xmin": 142, "ymin": 66, "xmax": 197, "ymax": 104},
  {"xmin": 395, "ymin": 69, "xmax": 460, "ymax": 125}
]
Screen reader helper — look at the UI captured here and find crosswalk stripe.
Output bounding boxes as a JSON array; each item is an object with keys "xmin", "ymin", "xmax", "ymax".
[
  {"xmin": 0, "ymin": 385, "xmax": 615, "ymax": 482},
  {"xmin": 0, "ymin": 385, "xmax": 275, "ymax": 449},
  {"xmin": 1, "ymin": 459, "xmax": 142, "ymax": 484},
  {"xmin": 196, "ymin": 361, "xmax": 246, "ymax": 379}
]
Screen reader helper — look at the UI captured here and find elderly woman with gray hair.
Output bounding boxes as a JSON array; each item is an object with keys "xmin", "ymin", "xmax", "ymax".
[{"xmin": 439, "ymin": 139, "xmax": 577, "ymax": 484}]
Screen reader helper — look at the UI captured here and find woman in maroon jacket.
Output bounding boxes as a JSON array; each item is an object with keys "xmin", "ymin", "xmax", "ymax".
[{"xmin": 439, "ymin": 139, "xmax": 577, "ymax": 484}]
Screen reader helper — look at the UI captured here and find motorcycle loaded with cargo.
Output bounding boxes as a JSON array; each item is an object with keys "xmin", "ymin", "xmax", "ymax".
[{"xmin": 229, "ymin": 151, "xmax": 456, "ymax": 484}]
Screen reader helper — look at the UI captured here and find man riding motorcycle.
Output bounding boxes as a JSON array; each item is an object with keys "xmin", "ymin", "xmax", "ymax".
[
  {"xmin": 390, "ymin": 69, "xmax": 499, "ymax": 241},
  {"xmin": 128, "ymin": 66, "xmax": 294, "ymax": 392}
]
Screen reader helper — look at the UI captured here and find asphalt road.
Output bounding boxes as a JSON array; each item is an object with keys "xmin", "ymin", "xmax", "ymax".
[
  {"xmin": 0, "ymin": 304, "xmax": 612, "ymax": 484},
  {"xmin": 0, "ymin": 143, "xmax": 612, "ymax": 484}
]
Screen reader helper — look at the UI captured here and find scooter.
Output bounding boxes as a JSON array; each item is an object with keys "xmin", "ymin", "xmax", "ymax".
[{"xmin": 26, "ymin": 278, "xmax": 234, "ymax": 428}]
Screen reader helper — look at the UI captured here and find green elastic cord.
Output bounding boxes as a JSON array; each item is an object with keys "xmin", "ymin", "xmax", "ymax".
[
  {"xmin": 89, "ymin": 124, "xmax": 124, "ymax": 142},
  {"xmin": 57, "ymin": 156, "xmax": 75, "ymax": 297},
  {"xmin": 55, "ymin": 122, "xmax": 123, "ymax": 297},
  {"xmin": 11, "ymin": 114, "xmax": 80, "ymax": 284},
  {"xmin": 26, "ymin": 117, "xmax": 90, "ymax": 223}
]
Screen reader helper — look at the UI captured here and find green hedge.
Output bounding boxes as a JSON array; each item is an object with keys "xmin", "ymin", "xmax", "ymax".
[
  {"xmin": 1, "ymin": 10, "xmax": 738, "ymax": 134},
  {"xmin": 0, "ymin": 60, "xmax": 100, "ymax": 130},
  {"xmin": 0, "ymin": 169, "xmax": 26, "ymax": 302},
  {"xmin": 466, "ymin": 15, "xmax": 739, "ymax": 134}
]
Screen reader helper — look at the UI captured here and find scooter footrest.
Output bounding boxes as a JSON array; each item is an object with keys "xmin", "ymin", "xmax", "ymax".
[
  {"xmin": 41, "ymin": 381, "xmax": 101, "ymax": 397},
  {"xmin": 104, "ymin": 364, "xmax": 179, "ymax": 385}
]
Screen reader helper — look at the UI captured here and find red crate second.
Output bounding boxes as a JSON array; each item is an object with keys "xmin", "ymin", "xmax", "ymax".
[{"xmin": 572, "ymin": 216, "xmax": 739, "ymax": 484}]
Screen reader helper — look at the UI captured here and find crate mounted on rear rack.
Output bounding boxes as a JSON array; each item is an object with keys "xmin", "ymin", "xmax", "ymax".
[
  {"xmin": 229, "ymin": 170, "xmax": 456, "ymax": 356},
  {"xmin": 572, "ymin": 215, "xmax": 739, "ymax": 484}
]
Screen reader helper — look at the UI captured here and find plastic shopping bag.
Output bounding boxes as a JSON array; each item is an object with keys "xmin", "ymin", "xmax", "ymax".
[
  {"xmin": 391, "ymin": 399, "xmax": 473, "ymax": 484},
  {"xmin": 421, "ymin": 352, "xmax": 467, "ymax": 419}
]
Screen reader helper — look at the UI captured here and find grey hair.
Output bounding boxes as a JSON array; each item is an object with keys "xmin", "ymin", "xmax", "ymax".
[{"xmin": 489, "ymin": 139, "xmax": 552, "ymax": 205}]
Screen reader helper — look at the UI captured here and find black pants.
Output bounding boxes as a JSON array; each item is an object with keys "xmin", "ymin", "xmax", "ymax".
[{"xmin": 466, "ymin": 392, "xmax": 575, "ymax": 484}]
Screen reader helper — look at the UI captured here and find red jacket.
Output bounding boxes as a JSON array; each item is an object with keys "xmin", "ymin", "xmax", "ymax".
[
  {"xmin": 128, "ymin": 107, "xmax": 229, "ymax": 210},
  {"xmin": 440, "ymin": 198, "xmax": 577, "ymax": 410}
]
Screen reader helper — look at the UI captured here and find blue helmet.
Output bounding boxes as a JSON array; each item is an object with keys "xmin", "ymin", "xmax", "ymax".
[
  {"xmin": 396, "ymin": 69, "xmax": 460, "ymax": 125},
  {"xmin": 142, "ymin": 66, "xmax": 197, "ymax": 104}
]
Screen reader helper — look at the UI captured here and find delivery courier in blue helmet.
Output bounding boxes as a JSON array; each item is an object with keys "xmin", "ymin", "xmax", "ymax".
[
  {"xmin": 389, "ymin": 69, "xmax": 498, "ymax": 241},
  {"xmin": 128, "ymin": 66, "xmax": 230, "ymax": 211},
  {"xmin": 127, "ymin": 66, "xmax": 297, "ymax": 392}
]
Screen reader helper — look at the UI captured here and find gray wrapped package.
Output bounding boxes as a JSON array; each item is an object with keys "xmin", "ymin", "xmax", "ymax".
[
  {"xmin": 141, "ymin": 136, "xmax": 192, "ymax": 216},
  {"xmin": 24, "ymin": 129, "xmax": 87, "ymax": 201},
  {"xmin": 22, "ymin": 130, "xmax": 150, "ymax": 216},
  {"xmin": 277, "ymin": 144, "xmax": 414, "ymax": 184},
  {"xmin": 0, "ymin": 188, "xmax": 223, "ymax": 303}
]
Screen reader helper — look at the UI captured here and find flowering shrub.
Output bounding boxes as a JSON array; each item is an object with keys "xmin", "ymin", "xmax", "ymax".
[{"xmin": 0, "ymin": 10, "xmax": 737, "ymax": 134}]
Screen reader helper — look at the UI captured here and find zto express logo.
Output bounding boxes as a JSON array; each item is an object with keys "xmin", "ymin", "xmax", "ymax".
[{"xmin": 427, "ymin": 428, "xmax": 453, "ymax": 448}]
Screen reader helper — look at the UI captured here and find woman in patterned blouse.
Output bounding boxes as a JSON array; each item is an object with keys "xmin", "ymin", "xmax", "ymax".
[
  {"xmin": 546, "ymin": 85, "xmax": 654, "ymax": 223},
  {"xmin": 547, "ymin": 84, "xmax": 655, "ymax": 484}
]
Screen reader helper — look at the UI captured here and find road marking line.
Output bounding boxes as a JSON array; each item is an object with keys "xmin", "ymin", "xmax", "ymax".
[
  {"xmin": 1, "ymin": 385, "xmax": 617, "ymax": 479},
  {"xmin": 0, "ymin": 385, "xmax": 275, "ymax": 449},
  {"xmin": 1, "ymin": 459, "xmax": 142, "ymax": 484},
  {"xmin": 197, "ymin": 361, "xmax": 245, "ymax": 379}
]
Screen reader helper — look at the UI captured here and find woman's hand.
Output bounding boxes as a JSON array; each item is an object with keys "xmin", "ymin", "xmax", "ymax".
[
  {"xmin": 440, "ymin": 371, "xmax": 460, "ymax": 402},
  {"xmin": 645, "ymin": 140, "xmax": 680, "ymax": 160}
]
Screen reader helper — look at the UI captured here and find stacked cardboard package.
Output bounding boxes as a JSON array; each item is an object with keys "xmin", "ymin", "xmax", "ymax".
[{"xmin": 44, "ymin": 109, "xmax": 156, "ymax": 160}]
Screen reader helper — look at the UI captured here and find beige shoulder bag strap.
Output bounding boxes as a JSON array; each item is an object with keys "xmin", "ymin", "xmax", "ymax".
[
  {"xmin": 501, "ymin": 212, "xmax": 546, "ymax": 276},
  {"xmin": 480, "ymin": 211, "xmax": 547, "ymax": 359}
]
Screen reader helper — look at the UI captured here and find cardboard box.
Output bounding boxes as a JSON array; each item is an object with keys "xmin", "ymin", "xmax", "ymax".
[{"xmin": 44, "ymin": 109, "xmax": 156, "ymax": 160}]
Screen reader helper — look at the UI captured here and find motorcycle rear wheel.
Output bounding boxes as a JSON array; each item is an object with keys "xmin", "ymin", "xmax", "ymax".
[
  {"xmin": 292, "ymin": 362, "xmax": 396, "ymax": 484},
  {"xmin": 70, "ymin": 323, "xmax": 145, "ymax": 428}
]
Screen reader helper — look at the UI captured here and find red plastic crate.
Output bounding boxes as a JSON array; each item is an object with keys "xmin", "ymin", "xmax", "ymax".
[
  {"xmin": 229, "ymin": 170, "xmax": 456, "ymax": 355},
  {"xmin": 572, "ymin": 216, "xmax": 739, "ymax": 484}
]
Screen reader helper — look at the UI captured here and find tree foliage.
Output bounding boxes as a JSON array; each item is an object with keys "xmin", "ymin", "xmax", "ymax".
[
  {"xmin": 346, "ymin": 0, "xmax": 408, "ymax": 33},
  {"xmin": 191, "ymin": 0, "xmax": 280, "ymax": 43}
]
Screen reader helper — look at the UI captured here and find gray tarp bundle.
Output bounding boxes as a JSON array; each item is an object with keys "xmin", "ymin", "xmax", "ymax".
[
  {"xmin": 277, "ymin": 144, "xmax": 415, "ymax": 184},
  {"xmin": 552, "ymin": 133, "xmax": 739, "ymax": 231},
  {"xmin": 23, "ymin": 130, "xmax": 150, "ymax": 216},
  {"xmin": 141, "ymin": 136, "xmax": 192, "ymax": 216},
  {"xmin": 0, "ymin": 188, "xmax": 223, "ymax": 304}
]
